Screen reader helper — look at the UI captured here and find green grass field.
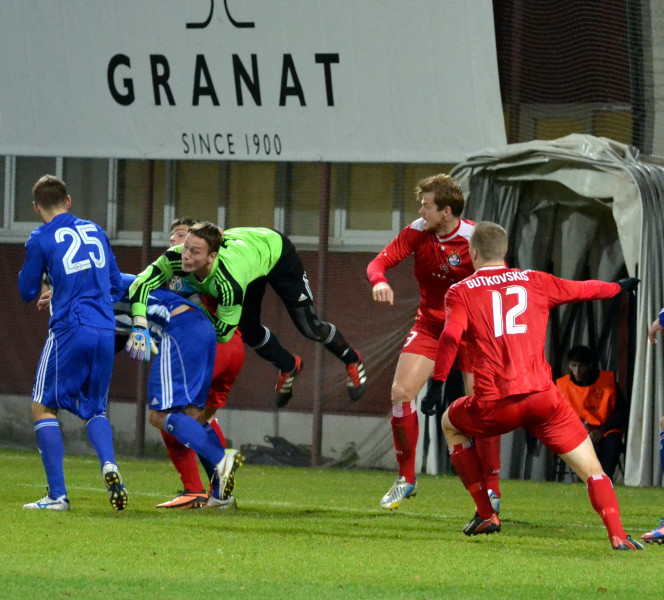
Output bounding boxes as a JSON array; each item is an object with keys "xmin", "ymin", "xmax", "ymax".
[{"xmin": 1, "ymin": 447, "xmax": 662, "ymax": 600}]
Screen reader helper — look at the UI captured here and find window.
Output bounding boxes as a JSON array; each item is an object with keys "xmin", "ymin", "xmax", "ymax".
[
  {"xmin": 62, "ymin": 158, "xmax": 110, "ymax": 228},
  {"xmin": 174, "ymin": 161, "xmax": 223, "ymax": 225},
  {"xmin": 226, "ymin": 162, "xmax": 276, "ymax": 227},
  {"xmin": 14, "ymin": 157, "xmax": 57, "ymax": 223}
]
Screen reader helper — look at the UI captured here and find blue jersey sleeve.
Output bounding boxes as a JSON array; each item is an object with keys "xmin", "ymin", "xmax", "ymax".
[{"xmin": 18, "ymin": 233, "xmax": 46, "ymax": 302}]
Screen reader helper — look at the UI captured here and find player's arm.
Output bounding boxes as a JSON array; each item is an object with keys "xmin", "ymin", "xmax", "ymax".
[
  {"xmin": 420, "ymin": 288, "xmax": 468, "ymax": 415},
  {"xmin": 367, "ymin": 229, "xmax": 416, "ymax": 305},
  {"xmin": 128, "ymin": 252, "xmax": 178, "ymax": 317},
  {"xmin": 18, "ymin": 237, "xmax": 46, "ymax": 302},
  {"xmin": 125, "ymin": 253, "xmax": 176, "ymax": 361},
  {"xmin": 544, "ymin": 273, "xmax": 639, "ymax": 307},
  {"xmin": 648, "ymin": 308, "xmax": 664, "ymax": 344}
]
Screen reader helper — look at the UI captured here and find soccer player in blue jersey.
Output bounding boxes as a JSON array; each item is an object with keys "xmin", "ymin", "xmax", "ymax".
[
  {"xmin": 117, "ymin": 273, "xmax": 242, "ymax": 508},
  {"xmin": 642, "ymin": 310, "xmax": 664, "ymax": 543},
  {"xmin": 18, "ymin": 175, "xmax": 127, "ymax": 511}
]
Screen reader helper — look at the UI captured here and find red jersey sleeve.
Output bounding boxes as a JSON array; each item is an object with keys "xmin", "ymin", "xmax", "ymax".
[
  {"xmin": 432, "ymin": 285, "xmax": 468, "ymax": 381},
  {"xmin": 366, "ymin": 227, "xmax": 418, "ymax": 286},
  {"xmin": 535, "ymin": 272, "xmax": 621, "ymax": 307}
]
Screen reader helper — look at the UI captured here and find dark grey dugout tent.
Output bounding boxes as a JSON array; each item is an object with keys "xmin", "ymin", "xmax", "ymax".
[{"xmin": 450, "ymin": 134, "xmax": 664, "ymax": 486}]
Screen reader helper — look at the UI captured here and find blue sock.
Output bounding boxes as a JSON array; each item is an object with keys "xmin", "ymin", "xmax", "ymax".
[
  {"xmin": 86, "ymin": 414, "xmax": 116, "ymax": 468},
  {"xmin": 34, "ymin": 418, "xmax": 67, "ymax": 499},
  {"xmin": 659, "ymin": 430, "xmax": 664, "ymax": 479},
  {"xmin": 198, "ymin": 424, "xmax": 220, "ymax": 496},
  {"xmin": 165, "ymin": 413, "xmax": 224, "ymax": 466}
]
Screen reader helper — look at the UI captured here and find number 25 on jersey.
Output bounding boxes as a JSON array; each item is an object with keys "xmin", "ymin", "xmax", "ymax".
[{"xmin": 56, "ymin": 225, "xmax": 106, "ymax": 274}]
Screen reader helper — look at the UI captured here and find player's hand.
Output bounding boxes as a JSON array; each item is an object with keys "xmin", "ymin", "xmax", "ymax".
[
  {"xmin": 420, "ymin": 379, "xmax": 444, "ymax": 416},
  {"xmin": 372, "ymin": 282, "xmax": 394, "ymax": 305},
  {"xmin": 37, "ymin": 289, "xmax": 52, "ymax": 312},
  {"xmin": 648, "ymin": 318, "xmax": 663, "ymax": 345},
  {"xmin": 617, "ymin": 277, "xmax": 640, "ymax": 293},
  {"xmin": 125, "ymin": 316, "xmax": 157, "ymax": 361}
]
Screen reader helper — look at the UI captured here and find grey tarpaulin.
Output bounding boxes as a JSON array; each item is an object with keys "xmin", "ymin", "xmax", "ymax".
[{"xmin": 450, "ymin": 134, "xmax": 664, "ymax": 486}]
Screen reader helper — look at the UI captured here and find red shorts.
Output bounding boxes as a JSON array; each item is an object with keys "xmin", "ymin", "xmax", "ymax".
[
  {"xmin": 206, "ymin": 330, "xmax": 245, "ymax": 409},
  {"xmin": 447, "ymin": 383, "xmax": 587, "ymax": 455},
  {"xmin": 401, "ymin": 324, "xmax": 472, "ymax": 372}
]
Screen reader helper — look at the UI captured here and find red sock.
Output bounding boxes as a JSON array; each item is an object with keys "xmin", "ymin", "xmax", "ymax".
[
  {"xmin": 391, "ymin": 401, "xmax": 418, "ymax": 483},
  {"xmin": 586, "ymin": 474, "xmax": 627, "ymax": 540},
  {"xmin": 160, "ymin": 430, "xmax": 204, "ymax": 492},
  {"xmin": 450, "ymin": 442, "xmax": 495, "ymax": 518},
  {"xmin": 475, "ymin": 436, "xmax": 501, "ymax": 497},
  {"xmin": 209, "ymin": 418, "xmax": 226, "ymax": 448}
]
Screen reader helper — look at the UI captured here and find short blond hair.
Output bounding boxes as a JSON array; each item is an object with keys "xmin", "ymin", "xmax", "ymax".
[
  {"xmin": 415, "ymin": 173, "xmax": 465, "ymax": 216},
  {"xmin": 470, "ymin": 222, "xmax": 508, "ymax": 262}
]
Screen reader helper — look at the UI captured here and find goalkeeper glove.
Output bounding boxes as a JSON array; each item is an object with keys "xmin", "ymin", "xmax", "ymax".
[
  {"xmin": 617, "ymin": 277, "xmax": 640, "ymax": 293},
  {"xmin": 420, "ymin": 379, "xmax": 444, "ymax": 417},
  {"xmin": 125, "ymin": 316, "xmax": 158, "ymax": 362}
]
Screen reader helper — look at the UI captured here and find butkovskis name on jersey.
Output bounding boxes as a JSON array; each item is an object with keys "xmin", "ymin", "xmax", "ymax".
[{"xmin": 465, "ymin": 271, "xmax": 530, "ymax": 289}]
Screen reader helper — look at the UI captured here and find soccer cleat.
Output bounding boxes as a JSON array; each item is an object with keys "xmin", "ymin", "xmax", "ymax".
[
  {"xmin": 102, "ymin": 462, "xmax": 128, "ymax": 511},
  {"xmin": 611, "ymin": 535, "xmax": 645, "ymax": 550},
  {"xmin": 212, "ymin": 449, "xmax": 244, "ymax": 501},
  {"xmin": 641, "ymin": 518, "xmax": 664, "ymax": 544},
  {"xmin": 380, "ymin": 475, "xmax": 419, "ymax": 510},
  {"xmin": 206, "ymin": 494, "xmax": 238, "ymax": 510},
  {"xmin": 23, "ymin": 492, "xmax": 70, "ymax": 511},
  {"xmin": 463, "ymin": 512, "xmax": 501, "ymax": 536},
  {"xmin": 488, "ymin": 489, "xmax": 501, "ymax": 515},
  {"xmin": 155, "ymin": 490, "xmax": 209, "ymax": 509},
  {"xmin": 275, "ymin": 356, "xmax": 303, "ymax": 407},
  {"xmin": 346, "ymin": 351, "xmax": 366, "ymax": 401}
]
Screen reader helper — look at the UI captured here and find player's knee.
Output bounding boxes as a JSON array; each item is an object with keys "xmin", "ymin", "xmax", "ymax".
[
  {"xmin": 291, "ymin": 306, "xmax": 329, "ymax": 342},
  {"xmin": 391, "ymin": 380, "xmax": 416, "ymax": 404},
  {"xmin": 241, "ymin": 325, "xmax": 268, "ymax": 348},
  {"xmin": 148, "ymin": 409, "xmax": 165, "ymax": 430}
]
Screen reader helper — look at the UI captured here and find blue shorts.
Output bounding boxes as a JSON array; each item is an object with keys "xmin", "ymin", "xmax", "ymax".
[
  {"xmin": 147, "ymin": 308, "xmax": 216, "ymax": 411},
  {"xmin": 33, "ymin": 326, "xmax": 115, "ymax": 420}
]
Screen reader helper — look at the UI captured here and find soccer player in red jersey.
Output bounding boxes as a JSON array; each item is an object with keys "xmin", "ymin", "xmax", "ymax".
[
  {"xmin": 367, "ymin": 174, "xmax": 501, "ymax": 510},
  {"xmin": 426, "ymin": 221, "xmax": 642, "ymax": 549}
]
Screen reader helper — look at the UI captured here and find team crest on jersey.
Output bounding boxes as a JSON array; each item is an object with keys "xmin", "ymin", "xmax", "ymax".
[
  {"xmin": 447, "ymin": 253, "xmax": 461, "ymax": 267},
  {"xmin": 168, "ymin": 276, "xmax": 184, "ymax": 293}
]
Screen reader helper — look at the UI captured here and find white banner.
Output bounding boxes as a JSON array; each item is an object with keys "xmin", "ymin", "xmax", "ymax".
[{"xmin": 0, "ymin": 1, "xmax": 505, "ymax": 162}]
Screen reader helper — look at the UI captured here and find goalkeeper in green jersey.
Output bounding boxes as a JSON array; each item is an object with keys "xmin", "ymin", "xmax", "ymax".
[{"xmin": 128, "ymin": 223, "xmax": 366, "ymax": 405}]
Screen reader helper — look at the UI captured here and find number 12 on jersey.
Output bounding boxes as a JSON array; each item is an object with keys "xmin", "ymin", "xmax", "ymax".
[{"xmin": 491, "ymin": 286, "xmax": 527, "ymax": 337}]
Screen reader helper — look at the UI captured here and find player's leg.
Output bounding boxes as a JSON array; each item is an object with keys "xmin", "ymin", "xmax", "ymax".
[
  {"xmin": 24, "ymin": 402, "xmax": 70, "ymax": 510},
  {"xmin": 25, "ymin": 330, "xmax": 70, "ymax": 510},
  {"xmin": 380, "ymin": 351, "xmax": 432, "ymax": 509},
  {"xmin": 156, "ymin": 431, "xmax": 208, "ymax": 508},
  {"xmin": 269, "ymin": 237, "xmax": 365, "ymax": 401},
  {"xmin": 442, "ymin": 405, "xmax": 498, "ymax": 534},
  {"xmin": 286, "ymin": 302, "xmax": 366, "ymax": 401},
  {"xmin": 461, "ymin": 371, "xmax": 502, "ymax": 513},
  {"xmin": 642, "ymin": 414, "xmax": 664, "ymax": 543},
  {"xmin": 196, "ymin": 333, "xmax": 246, "ymax": 499},
  {"xmin": 239, "ymin": 280, "xmax": 301, "ymax": 406},
  {"xmin": 558, "ymin": 439, "xmax": 641, "ymax": 549},
  {"xmin": 532, "ymin": 387, "xmax": 642, "ymax": 550},
  {"xmin": 79, "ymin": 327, "xmax": 127, "ymax": 511}
]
